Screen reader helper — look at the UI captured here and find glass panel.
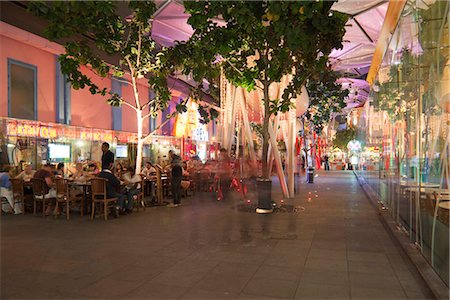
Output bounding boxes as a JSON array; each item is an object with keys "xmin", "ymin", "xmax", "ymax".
[
  {"xmin": 9, "ymin": 62, "xmax": 36, "ymax": 120},
  {"xmin": 356, "ymin": 0, "xmax": 449, "ymax": 286}
]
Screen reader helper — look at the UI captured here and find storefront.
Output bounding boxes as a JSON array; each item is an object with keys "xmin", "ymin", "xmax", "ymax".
[
  {"xmin": 174, "ymin": 101, "xmax": 218, "ymax": 162},
  {"xmin": 0, "ymin": 117, "xmax": 183, "ymax": 171},
  {"xmin": 355, "ymin": 0, "xmax": 449, "ymax": 286}
]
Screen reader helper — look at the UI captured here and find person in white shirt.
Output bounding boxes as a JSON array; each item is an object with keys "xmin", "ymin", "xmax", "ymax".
[
  {"xmin": 15, "ymin": 164, "xmax": 35, "ymax": 182},
  {"xmin": 1, "ymin": 166, "xmax": 22, "ymax": 214},
  {"xmin": 123, "ymin": 166, "xmax": 142, "ymax": 213},
  {"xmin": 72, "ymin": 163, "xmax": 87, "ymax": 182},
  {"xmin": 141, "ymin": 162, "xmax": 156, "ymax": 178}
]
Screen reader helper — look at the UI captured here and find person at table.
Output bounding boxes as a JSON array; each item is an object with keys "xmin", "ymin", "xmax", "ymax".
[
  {"xmin": 114, "ymin": 162, "xmax": 125, "ymax": 179},
  {"xmin": 15, "ymin": 164, "xmax": 35, "ymax": 182},
  {"xmin": 72, "ymin": 163, "xmax": 88, "ymax": 182},
  {"xmin": 87, "ymin": 163, "xmax": 100, "ymax": 176},
  {"xmin": 16, "ymin": 164, "xmax": 35, "ymax": 195},
  {"xmin": 55, "ymin": 162, "xmax": 65, "ymax": 178},
  {"xmin": 123, "ymin": 166, "xmax": 142, "ymax": 214},
  {"xmin": 33, "ymin": 163, "xmax": 57, "ymax": 215},
  {"xmin": 0, "ymin": 165, "xmax": 22, "ymax": 214},
  {"xmin": 141, "ymin": 162, "xmax": 156, "ymax": 178},
  {"xmin": 98, "ymin": 162, "xmax": 126, "ymax": 216},
  {"xmin": 167, "ymin": 155, "xmax": 182, "ymax": 208},
  {"xmin": 101, "ymin": 142, "xmax": 114, "ymax": 170}
]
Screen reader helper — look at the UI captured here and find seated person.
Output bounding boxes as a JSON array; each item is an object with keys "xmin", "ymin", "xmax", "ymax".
[
  {"xmin": 141, "ymin": 162, "xmax": 156, "ymax": 178},
  {"xmin": 55, "ymin": 162, "xmax": 65, "ymax": 178},
  {"xmin": 87, "ymin": 163, "xmax": 100, "ymax": 176},
  {"xmin": 16, "ymin": 163, "xmax": 35, "ymax": 195},
  {"xmin": 15, "ymin": 164, "xmax": 35, "ymax": 182},
  {"xmin": 1, "ymin": 165, "xmax": 22, "ymax": 214},
  {"xmin": 114, "ymin": 162, "xmax": 125, "ymax": 180},
  {"xmin": 98, "ymin": 162, "xmax": 126, "ymax": 216},
  {"xmin": 33, "ymin": 163, "xmax": 57, "ymax": 215},
  {"xmin": 72, "ymin": 163, "xmax": 87, "ymax": 182},
  {"xmin": 123, "ymin": 166, "xmax": 142, "ymax": 213}
]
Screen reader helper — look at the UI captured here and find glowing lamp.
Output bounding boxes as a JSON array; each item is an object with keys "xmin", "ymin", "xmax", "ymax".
[{"xmin": 347, "ymin": 140, "xmax": 362, "ymax": 152}]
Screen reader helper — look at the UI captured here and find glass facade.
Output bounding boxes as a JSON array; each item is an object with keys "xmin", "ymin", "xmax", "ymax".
[{"xmin": 355, "ymin": 1, "xmax": 449, "ymax": 286}]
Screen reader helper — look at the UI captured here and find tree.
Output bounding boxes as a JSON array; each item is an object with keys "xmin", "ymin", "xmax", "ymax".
[
  {"xmin": 304, "ymin": 69, "xmax": 348, "ymax": 135},
  {"xmin": 177, "ymin": 1, "xmax": 348, "ymax": 179},
  {"xmin": 333, "ymin": 126, "xmax": 356, "ymax": 151},
  {"xmin": 29, "ymin": 1, "xmax": 217, "ymax": 173}
]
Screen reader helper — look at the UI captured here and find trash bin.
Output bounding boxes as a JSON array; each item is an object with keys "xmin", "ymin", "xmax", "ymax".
[{"xmin": 306, "ymin": 167, "xmax": 314, "ymax": 184}]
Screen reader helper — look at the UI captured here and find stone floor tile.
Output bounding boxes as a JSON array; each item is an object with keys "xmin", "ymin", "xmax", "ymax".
[
  {"xmin": 348, "ymin": 271, "xmax": 404, "ymax": 291},
  {"xmin": 299, "ymin": 269, "xmax": 349, "ymax": 286},
  {"xmin": 307, "ymin": 248, "xmax": 347, "ymax": 260},
  {"xmin": 127, "ymin": 282, "xmax": 188, "ymax": 299},
  {"xmin": 304, "ymin": 257, "xmax": 348, "ymax": 272},
  {"xmin": 210, "ymin": 262, "xmax": 260, "ymax": 278},
  {"xmin": 264, "ymin": 253, "xmax": 307, "ymax": 268},
  {"xmin": 295, "ymin": 282, "xmax": 350, "ymax": 299},
  {"xmin": 243, "ymin": 277, "xmax": 298, "ymax": 299},
  {"xmin": 149, "ymin": 269, "xmax": 208, "ymax": 288},
  {"xmin": 253, "ymin": 265, "xmax": 303, "ymax": 282},
  {"xmin": 192, "ymin": 274, "xmax": 251, "ymax": 294},
  {"xmin": 347, "ymin": 251, "xmax": 390, "ymax": 263},
  {"xmin": 180, "ymin": 288, "xmax": 239, "ymax": 299},
  {"xmin": 348, "ymin": 260, "xmax": 396, "ymax": 275},
  {"xmin": 350, "ymin": 287, "xmax": 407, "ymax": 299},
  {"xmin": 79, "ymin": 278, "xmax": 144, "ymax": 299}
]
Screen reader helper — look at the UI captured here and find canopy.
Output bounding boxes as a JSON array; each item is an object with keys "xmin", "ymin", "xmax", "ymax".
[
  {"xmin": 330, "ymin": 0, "xmax": 388, "ymax": 76},
  {"xmin": 149, "ymin": 0, "xmax": 389, "ymax": 109}
]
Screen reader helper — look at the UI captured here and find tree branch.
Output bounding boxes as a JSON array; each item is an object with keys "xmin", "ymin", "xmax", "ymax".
[
  {"xmin": 142, "ymin": 112, "xmax": 152, "ymax": 121},
  {"xmin": 225, "ymin": 59, "xmax": 264, "ymax": 91},
  {"xmin": 141, "ymin": 96, "xmax": 190, "ymax": 143},
  {"xmin": 141, "ymin": 98, "xmax": 156, "ymax": 110},
  {"xmin": 142, "ymin": 117, "xmax": 172, "ymax": 143},
  {"xmin": 121, "ymin": 99, "xmax": 137, "ymax": 111}
]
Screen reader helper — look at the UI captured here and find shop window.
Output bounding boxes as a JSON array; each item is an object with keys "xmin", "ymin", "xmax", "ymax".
[
  {"xmin": 8, "ymin": 59, "xmax": 37, "ymax": 120},
  {"xmin": 55, "ymin": 56, "xmax": 71, "ymax": 124}
]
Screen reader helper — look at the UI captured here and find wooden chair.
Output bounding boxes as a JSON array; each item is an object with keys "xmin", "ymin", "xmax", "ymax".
[
  {"xmin": 433, "ymin": 192, "xmax": 449, "ymax": 226},
  {"xmin": 134, "ymin": 179, "xmax": 146, "ymax": 212},
  {"xmin": 10, "ymin": 178, "xmax": 32, "ymax": 214},
  {"xmin": 54, "ymin": 178, "xmax": 83, "ymax": 220},
  {"xmin": 31, "ymin": 178, "xmax": 55, "ymax": 216},
  {"xmin": 90, "ymin": 178, "xmax": 117, "ymax": 221}
]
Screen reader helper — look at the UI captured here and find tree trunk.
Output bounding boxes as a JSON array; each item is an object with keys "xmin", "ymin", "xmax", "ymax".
[
  {"xmin": 261, "ymin": 81, "xmax": 271, "ymax": 179},
  {"xmin": 136, "ymin": 109, "xmax": 143, "ymax": 174}
]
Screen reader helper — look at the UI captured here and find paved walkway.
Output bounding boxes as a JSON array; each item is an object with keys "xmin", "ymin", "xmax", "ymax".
[{"xmin": 1, "ymin": 172, "xmax": 434, "ymax": 299}]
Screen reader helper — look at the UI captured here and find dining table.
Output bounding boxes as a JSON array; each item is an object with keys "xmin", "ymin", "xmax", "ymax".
[
  {"xmin": 68, "ymin": 180, "xmax": 91, "ymax": 214},
  {"xmin": 438, "ymin": 201, "xmax": 450, "ymax": 210}
]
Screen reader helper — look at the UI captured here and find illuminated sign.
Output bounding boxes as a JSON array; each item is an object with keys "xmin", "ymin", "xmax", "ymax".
[{"xmin": 7, "ymin": 121, "xmax": 57, "ymax": 139}]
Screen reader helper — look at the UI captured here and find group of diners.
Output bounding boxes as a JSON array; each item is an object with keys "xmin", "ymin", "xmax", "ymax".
[{"xmin": 0, "ymin": 142, "xmax": 186, "ymax": 217}]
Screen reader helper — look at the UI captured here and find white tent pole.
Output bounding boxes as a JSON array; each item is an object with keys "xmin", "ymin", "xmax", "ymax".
[
  {"xmin": 268, "ymin": 121, "xmax": 289, "ymax": 198},
  {"xmin": 268, "ymin": 114, "xmax": 280, "ymax": 177},
  {"xmin": 287, "ymin": 104, "xmax": 296, "ymax": 198},
  {"xmin": 227, "ymin": 86, "xmax": 238, "ymax": 153},
  {"xmin": 240, "ymin": 88, "xmax": 258, "ymax": 167}
]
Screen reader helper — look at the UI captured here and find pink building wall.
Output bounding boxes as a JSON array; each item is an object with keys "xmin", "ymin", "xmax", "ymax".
[
  {"xmin": 0, "ymin": 35, "xmax": 56, "ymax": 123},
  {"xmin": 1, "ymin": 22, "xmax": 212, "ymax": 139},
  {"xmin": 70, "ymin": 66, "xmax": 112, "ymax": 130}
]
